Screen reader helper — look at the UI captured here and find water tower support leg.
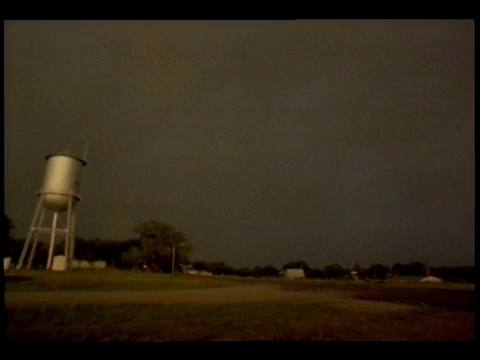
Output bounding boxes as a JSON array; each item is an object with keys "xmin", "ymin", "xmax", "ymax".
[
  {"xmin": 46, "ymin": 212, "xmax": 59, "ymax": 270},
  {"xmin": 69, "ymin": 211, "xmax": 76, "ymax": 267},
  {"xmin": 26, "ymin": 207, "xmax": 45, "ymax": 269},
  {"xmin": 64, "ymin": 197, "xmax": 73, "ymax": 270},
  {"xmin": 16, "ymin": 195, "xmax": 43, "ymax": 270}
]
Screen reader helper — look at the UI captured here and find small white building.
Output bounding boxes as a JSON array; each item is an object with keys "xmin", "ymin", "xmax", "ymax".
[
  {"xmin": 80, "ymin": 260, "xmax": 91, "ymax": 269},
  {"xmin": 93, "ymin": 260, "xmax": 106, "ymax": 269},
  {"xmin": 285, "ymin": 268, "xmax": 305, "ymax": 279},
  {"xmin": 52, "ymin": 255, "xmax": 67, "ymax": 271},
  {"xmin": 4, "ymin": 257, "xmax": 12, "ymax": 271}
]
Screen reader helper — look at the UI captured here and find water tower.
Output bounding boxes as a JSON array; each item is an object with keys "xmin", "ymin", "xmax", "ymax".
[{"xmin": 16, "ymin": 150, "xmax": 87, "ymax": 270}]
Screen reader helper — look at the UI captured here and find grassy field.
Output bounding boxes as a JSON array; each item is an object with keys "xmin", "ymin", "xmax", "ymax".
[
  {"xmin": 4, "ymin": 270, "xmax": 475, "ymax": 341},
  {"xmin": 4, "ymin": 269, "xmax": 236, "ymax": 291}
]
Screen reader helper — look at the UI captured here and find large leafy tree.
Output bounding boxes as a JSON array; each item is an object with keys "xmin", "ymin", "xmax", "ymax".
[
  {"xmin": 125, "ymin": 220, "xmax": 193, "ymax": 272},
  {"xmin": 365, "ymin": 263, "xmax": 389, "ymax": 280},
  {"xmin": 324, "ymin": 263, "xmax": 347, "ymax": 279},
  {"xmin": 252, "ymin": 265, "xmax": 279, "ymax": 278}
]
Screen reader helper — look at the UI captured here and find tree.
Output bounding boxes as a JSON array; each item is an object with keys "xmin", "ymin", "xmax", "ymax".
[
  {"xmin": 123, "ymin": 220, "xmax": 193, "ymax": 272},
  {"xmin": 261, "ymin": 265, "xmax": 279, "ymax": 277},
  {"xmin": 365, "ymin": 263, "xmax": 389, "ymax": 280},
  {"xmin": 252, "ymin": 266, "xmax": 263, "ymax": 278},
  {"xmin": 192, "ymin": 261, "xmax": 208, "ymax": 271},
  {"xmin": 120, "ymin": 246, "xmax": 146, "ymax": 269},
  {"xmin": 309, "ymin": 268, "xmax": 326, "ymax": 279},
  {"xmin": 208, "ymin": 262, "xmax": 235, "ymax": 275},
  {"xmin": 410, "ymin": 261, "xmax": 427, "ymax": 276},
  {"xmin": 351, "ymin": 261, "xmax": 363, "ymax": 273},
  {"xmin": 392, "ymin": 262, "xmax": 404, "ymax": 275},
  {"xmin": 251, "ymin": 265, "xmax": 279, "ymax": 278},
  {"xmin": 431, "ymin": 266, "xmax": 474, "ymax": 283},
  {"xmin": 235, "ymin": 267, "xmax": 252, "ymax": 277},
  {"xmin": 391, "ymin": 262, "xmax": 415, "ymax": 276},
  {"xmin": 74, "ymin": 238, "xmax": 98, "ymax": 262},
  {"xmin": 324, "ymin": 264, "xmax": 347, "ymax": 279}
]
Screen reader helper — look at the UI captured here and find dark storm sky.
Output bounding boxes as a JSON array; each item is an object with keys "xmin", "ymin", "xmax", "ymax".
[{"xmin": 4, "ymin": 20, "xmax": 474, "ymax": 268}]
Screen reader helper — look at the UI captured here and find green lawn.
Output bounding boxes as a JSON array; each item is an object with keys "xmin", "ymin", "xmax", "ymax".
[{"xmin": 4, "ymin": 270, "xmax": 474, "ymax": 341}]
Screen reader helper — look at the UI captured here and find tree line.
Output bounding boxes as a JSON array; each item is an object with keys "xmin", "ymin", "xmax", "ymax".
[
  {"xmin": 5, "ymin": 216, "xmax": 192, "ymax": 273},
  {"xmin": 4, "ymin": 214, "xmax": 474, "ymax": 283}
]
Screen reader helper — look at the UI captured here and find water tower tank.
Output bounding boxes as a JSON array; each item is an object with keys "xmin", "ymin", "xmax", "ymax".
[{"xmin": 39, "ymin": 150, "xmax": 87, "ymax": 212}]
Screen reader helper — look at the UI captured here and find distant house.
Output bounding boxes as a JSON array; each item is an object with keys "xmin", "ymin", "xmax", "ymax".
[{"xmin": 285, "ymin": 268, "xmax": 305, "ymax": 279}]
